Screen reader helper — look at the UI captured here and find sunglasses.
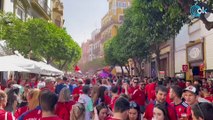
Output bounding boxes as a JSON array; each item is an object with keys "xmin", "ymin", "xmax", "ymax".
[{"xmin": 129, "ymin": 101, "xmax": 137, "ymax": 108}]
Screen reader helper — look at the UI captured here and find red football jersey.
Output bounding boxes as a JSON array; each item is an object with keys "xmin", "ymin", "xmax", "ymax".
[
  {"xmin": 55, "ymin": 101, "xmax": 75, "ymax": 120},
  {"xmin": 147, "ymin": 83, "xmax": 156, "ymax": 101},
  {"xmin": 166, "ymin": 88, "xmax": 172, "ymax": 104},
  {"xmin": 72, "ymin": 86, "xmax": 83, "ymax": 101},
  {"xmin": 110, "ymin": 96, "xmax": 119, "ymax": 111},
  {"xmin": 144, "ymin": 102, "xmax": 177, "ymax": 120},
  {"xmin": 104, "ymin": 95, "xmax": 111, "ymax": 105},
  {"xmin": 18, "ymin": 106, "xmax": 42, "ymax": 120},
  {"xmin": 170, "ymin": 101, "xmax": 188, "ymax": 119},
  {"xmin": 186, "ymin": 106, "xmax": 192, "ymax": 120},
  {"xmin": 178, "ymin": 81, "xmax": 186, "ymax": 89},
  {"xmin": 131, "ymin": 88, "xmax": 146, "ymax": 106},
  {"xmin": 128, "ymin": 86, "xmax": 139, "ymax": 95},
  {"xmin": 40, "ymin": 116, "xmax": 63, "ymax": 120},
  {"xmin": 205, "ymin": 96, "xmax": 213, "ymax": 102},
  {"xmin": 0, "ymin": 110, "xmax": 15, "ymax": 120},
  {"xmin": 14, "ymin": 106, "xmax": 28, "ymax": 118}
]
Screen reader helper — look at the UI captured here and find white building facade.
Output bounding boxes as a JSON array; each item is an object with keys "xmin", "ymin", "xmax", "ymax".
[{"xmin": 175, "ymin": 14, "xmax": 213, "ymax": 80}]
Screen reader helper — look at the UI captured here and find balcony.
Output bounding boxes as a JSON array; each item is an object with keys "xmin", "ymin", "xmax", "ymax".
[
  {"xmin": 55, "ymin": 19, "xmax": 61, "ymax": 27},
  {"xmin": 101, "ymin": 19, "xmax": 119, "ymax": 33},
  {"xmin": 31, "ymin": 0, "xmax": 51, "ymax": 20}
]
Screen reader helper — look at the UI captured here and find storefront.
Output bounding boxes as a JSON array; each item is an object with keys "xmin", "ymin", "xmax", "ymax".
[{"xmin": 186, "ymin": 41, "xmax": 205, "ymax": 80}]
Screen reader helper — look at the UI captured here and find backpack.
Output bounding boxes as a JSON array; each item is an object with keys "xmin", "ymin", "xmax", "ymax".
[{"xmin": 70, "ymin": 102, "xmax": 85, "ymax": 120}]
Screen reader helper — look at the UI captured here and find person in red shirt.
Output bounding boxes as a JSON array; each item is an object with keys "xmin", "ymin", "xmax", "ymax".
[
  {"xmin": 106, "ymin": 97, "xmax": 130, "ymax": 120},
  {"xmin": 18, "ymin": 106, "xmax": 42, "ymax": 120},
  {"xmin": 128, "ymin": 101, "xmax": 141, "ymax": 120},
  {"xmin": 109, "ymin": 86, "xmax": 119, "ymax": 111},
  {"xmin": 201, "ymin": 88, "xmax": 213, "ymax": 102},
  {"xmin": 6, "ymin": 75, "xmax": 13, "ymax": 86},
  {"xmin": 40, "ymin": 78, "xmax": 55, "ymax": 93},
  {"xmin": 166, "ymin": 88, "xmax": 172, "ymax": 104},
  {"xmin": 147, "ymin": 78, "xmax": 157, "ymax": 101},
  {"xmin": 55, "ymin": 87, "xmax": 75, "ymax": 120},
  {"xmin": 183, "ymin": 86, "xmax": 199, "ymax": 120},
  {"xmin": 131, "ymin": 80, "xmax": 146, "ymax": 113},
  {"xmin": 0, "ymin": 90, "xmax": 15, "ymax": 120},
  {"xmin": 39, "ymin": 90, "xmax": 62, "ymax": 120},
  {"xmin": 144, "ymin": 85, "xmax": 177, "ymax": 120},
  {"xmin": 29, "ymin": 77, "xmax": 38, "ymax": 88},
  {"xmin": 128, "ymin": 78, "xmax": 139, "ymax": 96},
  {"xmin": 72, "ymin": 79, "xmax": 83, "ymax": 101},
  {"xmin": 92, "ymin": 77, "xmax": 96, "ymax": 85},
  {"xmin": 17, "ymin": 89, "xmax": 41, "ymax": 120},
  {"xmin": 178, "ymin": 79, "xmax": 186, "ymax": 89},
  {"xmin": 96, "ymin": 86, "xmax": 111, "ymax": 106},
  {"xmin": 169, "ymin": 85, "xmax": 188, "ymax": 119},
  {"xmin": 185, "ymin": 81, "xmax": 192, "ymax": 87}
]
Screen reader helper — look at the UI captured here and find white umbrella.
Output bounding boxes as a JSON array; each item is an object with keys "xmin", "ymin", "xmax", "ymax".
[
  {"xmin": 0, "ymin": 55, "xmax": 63, "ymax": 75},
  {"xmin": 0, "ymin": 62, "xmax": 29, "ymax": 72},
  {"xmin": 0, "ymin": 55, "xmax": 41, "ymax": 73},
  {"xmin": 37, "ymin": 62, "xmax": 63, "ymax": 75}
]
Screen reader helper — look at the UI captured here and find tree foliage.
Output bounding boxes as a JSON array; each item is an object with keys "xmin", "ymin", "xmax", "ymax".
[
  {"xmin": 104, "ymin": 0, "xmax": 193, "ymax": 76},
  {"xmin": 1, "ymin": 12, "xmax": 81, "ymax": 71}
]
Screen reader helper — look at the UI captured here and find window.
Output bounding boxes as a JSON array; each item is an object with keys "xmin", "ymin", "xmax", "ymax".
[
  {"xmin": 117, "ymin": 2, "xmax": 127, "ymax": 8},
  {"xmin": 16, "ymin": 7, "xmax": 24, "ymax": 20},
  {"xmin": 119, "ymin": 15, "xmax": 124, "ymax": 23},
  {"xmin": 123, "ymin": 2, "xmax": 127, "ymax": 8}
]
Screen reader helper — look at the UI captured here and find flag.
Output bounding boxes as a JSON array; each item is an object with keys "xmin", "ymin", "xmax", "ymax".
[{"xmin": 75, "ymin": 65, "xmax": 82, "ymax": 74}]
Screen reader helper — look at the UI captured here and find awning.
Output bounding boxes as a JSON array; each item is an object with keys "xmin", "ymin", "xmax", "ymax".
[
  {"xmin": 37, "ymin": 62, "xmax": 63, "ymax": 75},
  {"xmin": 0, "ymin": 55, "xmax": 63, "ymax": 75},
  {"xmin": 0, "ymin": 62, "xmax": 29, "ymax": 72}
]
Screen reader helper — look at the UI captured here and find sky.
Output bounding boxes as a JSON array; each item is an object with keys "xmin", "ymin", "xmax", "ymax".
[{"xmin": 63, "ymin": 0, "xmax": 108, "ymax": 46}]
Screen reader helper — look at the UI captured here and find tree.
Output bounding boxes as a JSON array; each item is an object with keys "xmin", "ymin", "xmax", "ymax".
[
  {"xmin": 137, "ymin": 0, "xmax": 188, "ymax": 76},
  {"xmin": 104, "ymin": 36, "xmax": 129, "ymax": 76},
  {"xmin": 0, "ymin": 12, "xmax": 18, "ymax": 41},
  {"xmin": 106, "ymin": 0, "xmax": 189, "ymax": 77},
  {"xmin": 2, "ymin": 15, "xmax": 81, "ymax": 71}
]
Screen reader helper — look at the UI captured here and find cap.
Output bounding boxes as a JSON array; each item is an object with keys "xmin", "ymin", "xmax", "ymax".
[
  {"xmin": 45, "ymin": 78, "xmax": 55, "ymax": 83},
  {"xmin": 183, "ymin": 86, "xmax": 198, "ymax": 95},
  {"xmin": 78, "ymin": 79, "xmax": 83, "ymax": 83}
]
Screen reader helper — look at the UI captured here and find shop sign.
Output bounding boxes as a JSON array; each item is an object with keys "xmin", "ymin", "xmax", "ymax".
[
  {"xmin": 187, "ymin": 43, "xmax": 203, "ymax": 62},
  {"xmin": 182, "ymin": 65, "xmax": 188, "ymax": 72},
  {"xmin": 159, "ymin": 71, "xmax": 165, "ymax": 78}
]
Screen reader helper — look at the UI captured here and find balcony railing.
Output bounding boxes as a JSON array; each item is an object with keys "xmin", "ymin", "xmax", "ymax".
[
  {"xmin": 55, "ymin": 19, "xmax": 61, "ymax": 27},
  {"xmin": 32, "ymin": 0, "xmax": 51, "ymax": 18},
  {"xmin": 38, "ymin": 0, "xmax": 51, "ymax": 16},
  {"xmin": 101, "ymin": 19, "xmax": 119, "ymax": 33}
]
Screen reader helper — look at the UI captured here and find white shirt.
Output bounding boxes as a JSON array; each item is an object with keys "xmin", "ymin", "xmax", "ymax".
[{"xmin": 78, "ymin": 94, "xmax": 93, "ymax": 120}]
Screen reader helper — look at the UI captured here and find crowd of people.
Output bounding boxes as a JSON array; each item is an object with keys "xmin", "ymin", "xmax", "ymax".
[{"xmin": 0, "ymin": 75, "xmax": 212, "ymax": 120}]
